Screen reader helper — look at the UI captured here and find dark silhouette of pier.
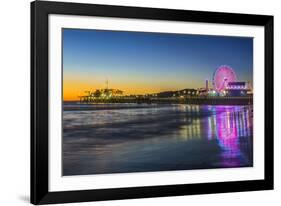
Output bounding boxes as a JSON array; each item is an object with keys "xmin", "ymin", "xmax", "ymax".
[{"xmin": 79, "ymin": 96, "xmax": 252, "ymax": 105}]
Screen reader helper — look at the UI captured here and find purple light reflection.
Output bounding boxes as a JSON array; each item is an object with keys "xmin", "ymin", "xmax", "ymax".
[{"xmin": 215, "ymin": 106, "xmax": 241, "ymax": 167}]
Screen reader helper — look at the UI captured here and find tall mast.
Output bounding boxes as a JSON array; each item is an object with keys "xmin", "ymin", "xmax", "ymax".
[{"xmin": 106, "ymin": 78, "xmax": 109, "ymax": 90}]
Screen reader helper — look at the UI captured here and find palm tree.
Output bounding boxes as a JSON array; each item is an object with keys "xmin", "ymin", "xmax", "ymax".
[{"xmin": 94, "ymin": 89, "xmax": 101, "ymax": 98}]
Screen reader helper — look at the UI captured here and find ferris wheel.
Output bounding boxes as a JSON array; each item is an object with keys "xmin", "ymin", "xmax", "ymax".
[{"xmin": 213, "ymin": 65, "xmax": 237, "ymax": 92}]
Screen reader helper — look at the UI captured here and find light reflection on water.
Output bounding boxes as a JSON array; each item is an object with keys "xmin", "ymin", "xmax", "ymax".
[{"xmin": 63, "ymin": 104, "xmax": 253, "ymax": 176}]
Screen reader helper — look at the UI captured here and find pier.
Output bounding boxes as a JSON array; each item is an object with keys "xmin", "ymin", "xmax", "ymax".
[{"xmin": 78, "ymin": 96, "xmax": 253, "ymax": 105}]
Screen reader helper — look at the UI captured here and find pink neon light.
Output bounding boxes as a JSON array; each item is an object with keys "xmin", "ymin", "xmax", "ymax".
[{"xmin": 213, "ymin": 65, "xmax": 237, "ymax": 92}]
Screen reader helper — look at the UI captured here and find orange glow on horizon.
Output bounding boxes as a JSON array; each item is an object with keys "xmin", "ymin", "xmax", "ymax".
[
  {"xmin": 63, "ymin": 82, "xmax": 181, "ymax": 101},
  {"xmin": 63, "ymin": 73, "xmax": 203, "ymax": 101}
]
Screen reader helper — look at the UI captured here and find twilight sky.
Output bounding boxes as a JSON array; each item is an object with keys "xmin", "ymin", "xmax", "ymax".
[{"xmin": 63, "ymin": 28, "xmax": 253, "ymax": 101}]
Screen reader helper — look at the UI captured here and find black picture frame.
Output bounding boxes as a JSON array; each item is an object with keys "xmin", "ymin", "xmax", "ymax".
[{"xmin": 31, "ymin": 0, "xmax": 274, "ymax": 204}]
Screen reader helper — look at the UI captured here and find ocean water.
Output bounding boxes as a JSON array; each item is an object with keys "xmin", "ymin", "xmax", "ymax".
[{"xmin": 63, "ymin": 103, "xmax": 253, "ymax": 176}]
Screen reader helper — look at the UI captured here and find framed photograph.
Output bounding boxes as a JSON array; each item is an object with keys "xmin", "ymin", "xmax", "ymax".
[{"xmin": 31, "ymin": 0, "xmax": 274, "ymax": 204}]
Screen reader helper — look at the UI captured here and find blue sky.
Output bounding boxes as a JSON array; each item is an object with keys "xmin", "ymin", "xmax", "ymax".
[{"xmin": 63, "ymin": 28, "xmax": 253, "ymax": 99}]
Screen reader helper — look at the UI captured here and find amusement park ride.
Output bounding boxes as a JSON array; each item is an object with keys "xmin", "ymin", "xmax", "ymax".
[
  {"xmin": 211, "ymin": 65, "xmax": 252, "ymax": 96},
  {"xmin": 78, "ymin": 65, "xmax": 252, "ymax": 103}
]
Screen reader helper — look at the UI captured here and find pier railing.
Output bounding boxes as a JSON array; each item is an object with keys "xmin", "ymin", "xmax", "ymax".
[{"xmin": 79, "ymin": 96, "xmax": 253, "ymax": 105}]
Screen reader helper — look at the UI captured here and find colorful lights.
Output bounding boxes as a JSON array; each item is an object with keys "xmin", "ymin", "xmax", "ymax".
[
  {"xmin": 213, "ymin": 65, "xmax": 237, "ymax": 92},
  {"xmin": 203, "ymin": 106, "xmax": 252, "ymax": 167}
]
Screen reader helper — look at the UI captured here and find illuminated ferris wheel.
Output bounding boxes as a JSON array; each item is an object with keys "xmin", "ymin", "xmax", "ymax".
[{"xmin": 213, "ymin": 65, "xmax": 237, "ymax": 92}]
